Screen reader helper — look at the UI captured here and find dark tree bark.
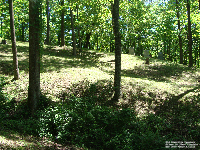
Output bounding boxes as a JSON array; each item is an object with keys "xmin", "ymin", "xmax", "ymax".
[
  {"xmin": 28, "ymin": 0, "xmax": 41, "ymax": 116},
  {"xmin": 199, "ymin": 0, "xmax": 200, "ymax": 60},
  {"xmin": 111, "ymin": 0, "xmax": 121, "ymax": 102},
  {"xmin": 46, "ymin": 0, "xmax": 50, "ymax": 45},
  {"xmin": 97, "ymin": 33, "xmax": 99, "ymax": 50},
  {"xmin": 9, "ymin": 0, "xmax": 19, "ymax": 80},
  {"xmin": 70, "ymin": 8, "xmax": 76, "ymax": 55},
  {"xmin": 84, "ymin": 32, "xmax": 91, "ymax": 49},
  {"xmin": 167, "ymin": 42, "xmax": 171, "ymax": 61},
  {"xmin": 176, "ymin": 0, "xmax": 183, "ymax": 64},
  {"xmin": 187, "ymin": 0, "xmax": 193, "ymax": 67},
  {"xmin": 22, "ymin": 22, "xmax": 25, "ymax": 41},
  {"xmin": 60, "ymin": 0, "xmax": 65, "ymax": 46},
  {"xmin": 76, "ymin": 5, "xmax": 81, "ymax": 49}
]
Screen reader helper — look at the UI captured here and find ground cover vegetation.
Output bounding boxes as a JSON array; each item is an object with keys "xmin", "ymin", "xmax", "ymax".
[
  {"xmin": 0, "ymin": 0, "xmax": 200, "ymax": 149},
  {"xmin": 0, "ymin": 40, "xmax": 200, "ymax": 149}
]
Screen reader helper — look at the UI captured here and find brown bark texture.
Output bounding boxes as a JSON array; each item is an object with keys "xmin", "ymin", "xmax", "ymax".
[
  {"xmin": 70, "ymin": 8, "xmax": 76, "ymax": 56},
  {"xmin": 28, "ymin": 0, "xmax": 41, "ymax": 116},
  {"xmin": 9, "ymin": 0, "xmax": 19, "ymax": 80},
  {"xmin": 112, "ymin": 0, "xmax": 121, "ymax": 102},
  {"xmin": 61, "ymin": 0, "xmax": 65, "ymax": 46},
  {"xmin": 187, "ymin": 0, "xmax": 193, "ymax": 67}
]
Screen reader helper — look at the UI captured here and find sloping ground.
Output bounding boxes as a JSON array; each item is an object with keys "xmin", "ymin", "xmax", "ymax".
[
  {"xmin": 0, "ymin": 41, "xmax": 200, "ymax": 149},
  {"xmin": 0, "ymin": 130, "xmax": 82, "ymax": 149},
  {"xmin": 1, "ymin": 42, "xmax": 200, "ymax": 115}
]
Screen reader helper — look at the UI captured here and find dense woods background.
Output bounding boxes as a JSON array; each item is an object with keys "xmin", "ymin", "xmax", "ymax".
[
  {"xmin": 0, "ymin": 0, "xmax": 200, "ymax": 66},
  {"xmin": 0, "ymin": 0, "xmax": 200, "ymax": 149}
]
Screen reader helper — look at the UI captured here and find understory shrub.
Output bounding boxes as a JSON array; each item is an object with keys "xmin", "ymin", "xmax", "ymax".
[{"xmin": 38, "ymin": 96, "xmax": 167, "ymax": 149}]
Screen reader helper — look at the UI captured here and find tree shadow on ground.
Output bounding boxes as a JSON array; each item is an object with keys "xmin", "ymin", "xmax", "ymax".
[
  {"xmin": 41, "ymin": 47, "xmax": 105, "ymax": 73},
  {"xmin": 55, "ymin": 79, "xmax": 200, "ymax": 148},
  {"xmin": 154, "ymin": 86, "xmax": 200, "ymax": 141},
  {"xmin": 0, "ymin": 44, "xmax": 106, "ymax": 75},
  {"xmin": 57, "ymin": 79, "xmax": 114, "ymax": 106},
  {"xmin": 121, "ymin": 62, "xmax": 196, "ymax": 82},
  {"xmin": 124, "ymin": 81, "xmax": 200, "ymax": 142},
  {"xmin": 0, "ymin": 81, "xmax": 82, "ymax": 150},
  {"xmin": 0, "ymin": 44, "xmax": 29, "ymax": 75},
  {"xmin": 0, "ymin": 129, "xmax": 82, "ymax": 150}
]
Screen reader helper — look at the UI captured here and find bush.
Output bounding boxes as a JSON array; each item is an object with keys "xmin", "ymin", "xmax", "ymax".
[{"xmin": 38, "ymin": 96, "xmax": 167, "ymax": 149}]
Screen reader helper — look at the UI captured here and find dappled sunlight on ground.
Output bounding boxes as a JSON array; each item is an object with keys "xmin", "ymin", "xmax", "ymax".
[
  {"xmin": 1, "ymin": 43, "xmax": 200, "ymax": 114},
  {"xmin": 0, "ymin": 130, "xmax": 82, "ymax": 149},
  {"xmin": 1, "ymin": 42, "xmax": 200, "ymax": 149}
]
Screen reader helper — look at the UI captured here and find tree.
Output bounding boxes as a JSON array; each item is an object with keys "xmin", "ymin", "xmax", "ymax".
[
  {"xmin": 176, "ymin": 0, "xmax": 183, "ymax": 64},
  {"xmin": 70, "ymin": 8, "xmax": 76, "ymax": 55},
  {"xmin": 187, "ymin": 0, "xmax": 193, "ymax": 67},
  {"xmin": 28, "ymin": 0, "xmax": 42, "ymax": 116},
  {"xmin": 112, "ymin": 0, "xmax": 121, "ymax": 102},
  {"xmin": 60, "ymin": 0, "xmax": 65, "ymax": 46},
  {"xmin": 46, "ymin": 0, "xmax": 50, "ymax": 45},
  {"xmin": 9, "ymin": 0, "xmax": 19, "ymax": 80}
]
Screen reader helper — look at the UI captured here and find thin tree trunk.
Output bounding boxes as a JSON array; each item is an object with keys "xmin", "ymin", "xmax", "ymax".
[
  {"xmin": 70, "ymin": 8, "xmax": 76, "ymax": 55},
  {"xmin": 21, "ymin": 22, "xmax": 25, "ymax": 41},
  {"xmin": 97, "ymin": 33, "xmax": 99, "ymax": 50},
  {"xmin": 199, "ymin": 0, "xmax": 200, "ymax": 61},
  {"xmin": 1, "ymin": 21, "xmax": 2, "ymax": 38},
  {"xmin": 176, "ymin": 0, "xmax": 183, "ymax": 64},
  {"xmin": 9, "ymin": 0, "xmax": 19, "ymax": 80},
  {"xmin": 167, "ymin": 42, "xmax": 171, "ymax": 61},
  {"xmin": 60, "ymin": 0, "xmax": 65, "ymax": 46},
  {"xmin": 28, "ymin": 0, "xmax": 41, "ymax": 116},
  {"xmin": 187, "ymin": 0, "xmax": 193, "ymax": 67},
  {"xmin": 112, "ymin": 0, "xmax": 121, "ymax": 102},
  {"xmin": 76, "ymin": 5, "xmax": 81, "ymax": 49},
  {"xmin": 84, "ymin": 33, "xmax": 91, "ymax": 49},
  {"xmin": 46, "ymin": 0, "xmax": 50, "ymax": 45}
]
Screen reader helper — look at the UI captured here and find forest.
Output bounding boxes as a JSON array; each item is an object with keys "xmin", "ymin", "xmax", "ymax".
[{"xmin": 0, "ymin": 0, "xmax": 200, "ymax": 149}]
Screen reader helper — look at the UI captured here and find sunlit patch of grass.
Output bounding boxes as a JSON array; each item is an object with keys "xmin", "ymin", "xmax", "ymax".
[
  {"xmin": 40, "ymin": 67, "xmax": 112, "ymax": 101},
  {"xmin": 16, "ymin": 41, "xmax": 29, "ymax": 47},
  {"xmin": 2, "ymin": 71, "xmax": 29, "ymax": 101},
  {"xmin": 1, "ymin": 41, "xmax": 200, "ymax": 116}
]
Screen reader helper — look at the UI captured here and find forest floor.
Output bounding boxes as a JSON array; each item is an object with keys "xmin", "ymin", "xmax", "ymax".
[{"xmin": 0, "ymin": 40, "xmax": 200, "ymax": 149}]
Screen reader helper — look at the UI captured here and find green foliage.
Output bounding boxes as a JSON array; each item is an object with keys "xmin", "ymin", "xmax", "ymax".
[
  {"xmin": 38, "ymin": 96, "xmax": 167, "ymax": 149},
  {"xmin": 1, "ymin": 38, "xmax": 200, "ymax": 149}
]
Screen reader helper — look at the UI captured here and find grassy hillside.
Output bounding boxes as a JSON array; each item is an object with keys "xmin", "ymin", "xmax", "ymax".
[{"xmin": 0, "ymin": 41, "xmax": 200, "ymax": 149}]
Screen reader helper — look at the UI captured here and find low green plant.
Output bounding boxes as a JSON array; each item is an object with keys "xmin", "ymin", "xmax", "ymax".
[{"xmin": 37, "ymin": 95, "xmax": 168, "ymax": 149}]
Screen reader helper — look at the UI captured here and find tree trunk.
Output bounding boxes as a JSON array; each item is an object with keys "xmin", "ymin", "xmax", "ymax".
[
  {"xmin": 199, "ymin": 0, "xmax": 200, "ymax": 61},
  {"xmin": 112, "ymin": 0, "xmax": 121, "ymax": 102},
  {"xmin": 176, "ymin": 0, "xmax": 183, "ymax": 64},
  {"xmin": 76, "ymin": 5, "xmax": 81, "ymax": 49},
  {"xmin": 46, "ymin": 0, "xmax": 50, "ymax": 45},
  {"xmin": 187, "ymin": 0, "xmax": 193, "ymax": 67},
  {"xmin": 28, "ymin": 0, "xmax": 41, "ymax": 116},
  {"xmin": 97, "ymin": 33, "xmax": 99, "ymax": 50},
  {"xmin": 84, "ymin": 33, "xmax": 91, "ymax": 49},
  {"xmin": 167, "ymin": 42, "xmax": 171, "ymax": 61},
  {"xmin": 70, "ymin": 8, "xmax": 76, "ymax": 55},
  {"xmin": 60, "ymin": 0, "xmax": 65, "ymax": 46},
  {"xmin": 9, "ymin": 0, "xmax": 19, "ymax": 80},
  {"xmin": 21, "ymin": 22, "xmax": 25, "ymax": 41}
]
